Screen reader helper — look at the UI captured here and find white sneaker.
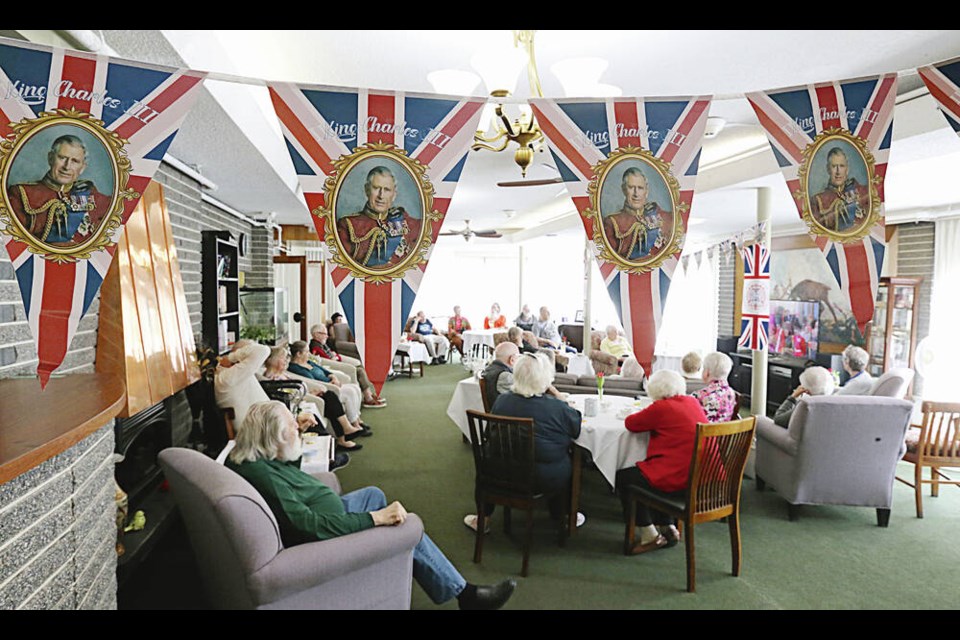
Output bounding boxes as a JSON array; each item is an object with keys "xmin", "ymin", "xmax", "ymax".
[
  {"xmin": 463, "ymin": 514, "xmax": 491, "ymax": 534},
  {"xmin": 576, "ymin": 512, "xmax": 586, "ymax": 528}
]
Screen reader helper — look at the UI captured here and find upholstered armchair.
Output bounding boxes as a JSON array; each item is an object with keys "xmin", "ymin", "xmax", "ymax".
[
  {"xmin": 755, "ymin": 395, "xmax": 914, "ymax": 526},
  {"xmin": 870, "ymin": 367, "xmax": 915, "ymax": 399},
  {"xmin": 158, "ymin": 447, "xmax": 424, "ymax": 609},
  {"xmin": 587, "ymin": 330, "xmax": 619, "ymax": 376},
  {"xmin": 331, "ymin": 322, "xmax": 362, "ymax": 362}
]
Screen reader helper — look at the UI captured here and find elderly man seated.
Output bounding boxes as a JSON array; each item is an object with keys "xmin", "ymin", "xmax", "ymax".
[
  {"xmin": 226, "ymin": 400, "xmax": 517, "ymax": 610},
  {"xmin": 309, "ymin": 324, "xmax": 386, "ymax": 408},
  {"xmin": 405, "ymin": 310, "xmax": 451, "ymax": 365},
  {"xmin": 507, "ymin": 326, "xmax": 538, "ymax": 354},
  {"xmin": 836, "ymin": 344, "xmax": 873, "ymax": 395},
  {"xmin": 774, "ymin": 365, "xmax": 836, "ymax": 427},
  {"xmin": 532, "ymin": 306, "xmax": 576, "ymax": 354},
  {"xmin": 482, "ymin": 342, "xmax": 564, "ymax": 407}
]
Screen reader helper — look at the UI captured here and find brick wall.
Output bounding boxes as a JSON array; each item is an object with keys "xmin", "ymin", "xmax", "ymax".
[
  {"xmin": 717, "ymin": 248, "xmax": 736, "ymax": 338},
  {"xmin": 894, "ymin": 222, "xmax": 935, "ymax": 396}
]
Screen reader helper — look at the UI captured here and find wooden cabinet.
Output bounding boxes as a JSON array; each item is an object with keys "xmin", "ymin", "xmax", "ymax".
[
  {"xmin": 867, "ymin": 276, "xmax": 921, "ymax": 378},
  {"xmin": 202, "ymin": 230, "xmax": 240, "ymax": 355}
]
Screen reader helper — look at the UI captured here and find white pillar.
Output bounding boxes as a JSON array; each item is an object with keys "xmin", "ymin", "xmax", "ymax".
[
  {"xmin": 583, "ymin": 237, "xmax": 593, "ymax": 356},
  {"xmin": 751, "ymin": 187, "xmax": 772, "ymax": 417},
  {"xmin": 518, "ymin": 244, "xmax": 524, "ymax": 316}
]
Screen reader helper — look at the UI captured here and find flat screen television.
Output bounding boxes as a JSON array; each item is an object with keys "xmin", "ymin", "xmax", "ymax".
[{"xmin": 769, "ymin": 300, "xmax": 819, "ymax": 360}]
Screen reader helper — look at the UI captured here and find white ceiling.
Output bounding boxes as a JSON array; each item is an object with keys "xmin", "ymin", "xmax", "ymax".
[{"xmin": 58, "ymin": 29, "xmax": 960, "ymax": 250}]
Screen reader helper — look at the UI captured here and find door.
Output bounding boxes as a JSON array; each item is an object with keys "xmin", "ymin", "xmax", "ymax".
[{"xmin": 273, "ymin": 255, "xmax": 308, "ymax": 343}]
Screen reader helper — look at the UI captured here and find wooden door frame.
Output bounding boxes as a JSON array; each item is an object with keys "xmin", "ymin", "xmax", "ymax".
[{"xmin": 273, "ymin": 255, "xmax": 308, "ymax": 342}]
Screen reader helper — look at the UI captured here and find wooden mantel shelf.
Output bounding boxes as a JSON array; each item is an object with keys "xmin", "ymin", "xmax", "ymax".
[{"xmin": 0, "ymin": 373, "xmax": 126, "ymax": 485}]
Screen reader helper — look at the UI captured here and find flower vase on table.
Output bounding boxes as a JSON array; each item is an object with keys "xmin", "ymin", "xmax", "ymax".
[{"xmin": 596, "ymin": 372, "xmax": 605, "ymax": 404}]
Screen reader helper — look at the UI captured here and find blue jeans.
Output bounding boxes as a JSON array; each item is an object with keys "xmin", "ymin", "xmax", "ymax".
[{"xmin": 340, "ymin": 487, "xmax": 467, "ymax": 604}]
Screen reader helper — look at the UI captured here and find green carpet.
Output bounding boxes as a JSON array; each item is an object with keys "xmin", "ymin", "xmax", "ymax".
[{"xmin": 335, "ymin": 361, "xmax": 960, "ymax": 610}]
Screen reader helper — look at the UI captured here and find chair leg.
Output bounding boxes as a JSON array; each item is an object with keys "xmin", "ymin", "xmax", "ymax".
[
  {"xmin": 931, "ymin": 466, "xmax": 940, "ymax": 497},
  {"xmin": 728, "ymin": 511, "xmax": 742, "ymax": 577},
  {"xmin": 624, "ymin": 498, "xmax": 637, "ymax": 555},
  {"xmin": 755, "ymin": 476, "xmax": 765, "ymax": 492},
  {"xmin": 876, "ymin": 508, "xmax": 891, "ymax": 527},
  {"xmin": 787, "ymin": 503, "xmax": 800, "ymax": 521},
  {"xmin": 915, "ymin": 463, "xmax": 924, "ymax": 519},
  {"xmin": 474, "ymin": 508, "xmax": 486, "ymax": 564},
  {"xmin": 522, "ymin": 509, "xmax": 533, "ymax": 578},
  {"xmin": 684, "ymin": 519, "xmax": 696, "ymax": 593},
  {"xmin": 504, "ymin": 506, "xmax": 512, "ymax": 534}
]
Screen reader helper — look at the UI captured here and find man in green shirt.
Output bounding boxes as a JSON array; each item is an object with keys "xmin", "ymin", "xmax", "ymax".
[{"xmin": 226, "ymin": 400, "xmax": 516, "ymax": 610}]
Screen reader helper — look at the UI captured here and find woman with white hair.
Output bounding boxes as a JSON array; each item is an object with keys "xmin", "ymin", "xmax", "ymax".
[
  {"xmin": 692, "ymin": 352, "xmax": 738, "ymax": 423},
  {"xmin": 616, "ymin": 369, "xmax": 708, "ymax": 554},
  {"xmin": 600, "ymin": 325, "xmax": 634, "ymax": 364},
  {"xmin": 773, "ymin": 365, "xmax": 836, "ymax": 427},
  {"xmin": 463, "ymin": 352, "xmax": 583, "ymax": 533},
  {"xmin": 836, "ymin": 344, "xmax": 873, "ymax": 395}
]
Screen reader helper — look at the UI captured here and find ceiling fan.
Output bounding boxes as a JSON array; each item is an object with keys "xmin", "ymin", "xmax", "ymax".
[
  {"xmin": 496, "ymin": 161, "xmax": 563, "ymax": 188},
  {"xmin": 439, "ymin": 219, "xmax": 502, "ymax": 241}
]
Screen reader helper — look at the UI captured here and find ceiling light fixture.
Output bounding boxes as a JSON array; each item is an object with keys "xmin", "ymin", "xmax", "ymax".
[
  {"xmin": 471, "ymin": 30, "xmax": 545, "ymax": 178},
  {"xmin": 550, "ymin": 57, "xmax": 623, "ymax": 98}
]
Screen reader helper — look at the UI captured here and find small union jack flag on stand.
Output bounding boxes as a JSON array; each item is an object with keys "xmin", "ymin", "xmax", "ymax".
[
  {"xmin": 530, "ymin": 96, "xmax": 711, "ymax": 373},
  {"xmin": 738, "ymin": 242, "xmax": 771, "ymax": 351},
  {"xmin": 268, "ymin": 83, "xmax": 484, "ymax": 392},
  {"xmin": 0, "ymin": 37, "xmax": 206, "ymax": 387},
  {"xmin": 746, "ymin": 74, "xmax": 895, "ymax": 337},
  {"xmin": 918, "ymin": 56, "xmax": 960, "ymax": 139}
]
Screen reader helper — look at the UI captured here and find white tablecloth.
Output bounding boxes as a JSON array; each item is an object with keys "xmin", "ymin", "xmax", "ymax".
[
  {"xmin": 446, "ymin": 375, "xmax": 483, "ymax": 435},
  {"xmin": 566, "ymin": 353, "xmax": 594, "ymax": 377},
  {"xmin": 396, "ymin": 341, "xmax": 430, "ymax": 363},
  {"xmin": 445, "ymin": 379, "xmax": 651, "ymax": 489},
  {"xmin": 461, "ymin": 329, "xmax": 502, "ymax": 358},
  {"xmin": 569, "ymin": 394, "xmax": 652, "ymax": 488}
]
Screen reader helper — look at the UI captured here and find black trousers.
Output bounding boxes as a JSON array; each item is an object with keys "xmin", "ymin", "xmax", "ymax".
[
  {"xmin": 305, "ymin": 390, "xmax": 347, "ymax": 437},
  {"xmin": 615, "ymin": 466, "xmax": 683, "ymax": 527}
]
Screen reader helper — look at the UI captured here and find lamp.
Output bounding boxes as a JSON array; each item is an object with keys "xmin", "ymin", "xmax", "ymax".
[
  {"xmin": 470, "ymin": 30, "xmax": 545, "ymax": 178},
  {"xmin": 550, "ymin": 57, "xmax": 622, "ymax": 98}
]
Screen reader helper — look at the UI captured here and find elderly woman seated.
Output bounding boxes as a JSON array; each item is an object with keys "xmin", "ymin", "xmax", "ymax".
[
  {"xmin": 773, "ymin": 365, "xmax": 836, "ymax": 427},
  {"xmin": 691, "ymin": 352, "xmax": 737, "ymax": 423},
  {"xmin": 680, "ymin": 351, "xmax": 706, "ymax": 394},
  {"xmin": 464, "ymin": 352, "xmax": 584, "ymax": 533},
  {"xmin": 836, "ymin": 344, "xmax": 873, "ymax": 395},
  {"xmin": 286, "ymin": 341, "xmax": 368, "ymax": 437},
  {"xmin": 599, "ymin": 325, "xmax": 634, "ymax": 365},
  {"xmin": 615, "ymin": 369, "xmax": 708, "ymax": 554},
  {"xmin": 260, "ymin": 345, "xmax": 369, "ymax": 451}
]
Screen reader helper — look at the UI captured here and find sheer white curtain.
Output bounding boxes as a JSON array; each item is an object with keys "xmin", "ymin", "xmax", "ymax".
[
  {"xmin": 654, "ymin": 252, "xmax": 719, "ymax": 371},
  {"xmin": 924, "ymin": 217, "xmax": 960, "ymax": 400}
]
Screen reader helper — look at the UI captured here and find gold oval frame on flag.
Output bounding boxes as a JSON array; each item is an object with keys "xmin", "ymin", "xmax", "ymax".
[
  {"xmin": 796, "ymin": 128, "xmax": 882, "ymax": 244},
  {"xmin": 318, "ymin": 142, "xmax": 439, "ymax": 284},
  {"xmin": 585, "ymin": 147, "xmax": 686, "ymax": 275},
  {"xmin": 0, "ymin": 109, "xmax": 135, "ymax": 263}
]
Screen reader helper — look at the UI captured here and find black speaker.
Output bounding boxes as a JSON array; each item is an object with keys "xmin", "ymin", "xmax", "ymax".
[{"xmin": 716, "ymin": 335, "xmax": 739, "ymax": 355}]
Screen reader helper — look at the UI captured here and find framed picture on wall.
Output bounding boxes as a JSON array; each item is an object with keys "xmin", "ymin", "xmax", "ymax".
[{"xmin": 575, "ymin": 310, "xmax": 584, "ymax": 323}]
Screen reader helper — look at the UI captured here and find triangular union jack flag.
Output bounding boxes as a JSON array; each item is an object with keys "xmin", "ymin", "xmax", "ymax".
[
  {"xmin": 530, "ymin": 96, "xmax": 711, "ymax": 373},
  {"xmin": 738, "ymin": 242, "xmax": 771, "ymax": 351},
  {"xmin": 746, "ymin": 74, "xmax": 896, "ymax": 337},
  {"xmin": 918, "ymin": 56, "xmax": 960, "ymax": 139},
  {"xmin": 0, "ymin": 37, "xmax": 206, "ymax": 387},
  {"xmin": 268, "ymin": 83, "xmax": 484, "ymax": 392}
]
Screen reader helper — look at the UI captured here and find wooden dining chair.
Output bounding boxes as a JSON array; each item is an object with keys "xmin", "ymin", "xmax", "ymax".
[
  {"xmin": 478, "ymin": 376, "xmax": 493, "ymax": 413},
  {"xmin": 896, "ymin": 401, "xmax": 960, "ymax": 518},
  {"xmin": 466, "ymin": 409, "xmax": 569, "ymax": 577},
  {"xmin": 622, "ymin": 416, "xmax": 757, "ymax": 592}
]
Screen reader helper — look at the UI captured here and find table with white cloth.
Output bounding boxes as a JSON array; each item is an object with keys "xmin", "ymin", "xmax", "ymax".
[
  {"xmin": 394, "ymin": 340, "xmax": 430, "ymax": 377},
  {"xmin": 446, "ymin": 375, "xmax": 483, "ymax": 435},
  {"xmin": 461, "ymin": 328, "xmax": 503, "ymax": 360},
  {"xmin": 446, "ymin": 381, "xmax": 652, "ymax": 535}
]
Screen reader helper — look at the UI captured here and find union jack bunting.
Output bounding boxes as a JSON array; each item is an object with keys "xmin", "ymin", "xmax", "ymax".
[
  {"xmin": 918, "ymin": 56, "xmax": 960, "ymax": 138},
  {"xmin": 738, "ymin": 242, "xmax": 771, "ymax": 351},
  {"xmin": 0, "ymin": 38, "xmax": 206, "ymax": 387},
  {"xmin": 268, "ymin": 83, "xmax": 484, "ymax": 391},
  {"xmin": 746, "ymin": 74, "xmax": 896, "ymax": 336},
  {"xmin": 530, "ymin": 96, "xmax": 711, "ymax": 372}
]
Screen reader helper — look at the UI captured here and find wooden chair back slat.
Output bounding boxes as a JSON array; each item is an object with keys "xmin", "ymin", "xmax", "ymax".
[{"xmin": 688, "ymin": 417, "xmax": 756, "ymax": 517}]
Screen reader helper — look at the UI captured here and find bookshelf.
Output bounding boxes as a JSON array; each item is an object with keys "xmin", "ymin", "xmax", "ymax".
[
  {"xmin": 867, "ymin": 276, "xmax": 921, "ymax": 383},
  {"xmin": 202, "ymin": 230, "xmax": 240, "ymax": 355}
]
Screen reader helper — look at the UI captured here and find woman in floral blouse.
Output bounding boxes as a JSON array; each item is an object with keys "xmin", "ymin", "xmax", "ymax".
[{"xmin": 691, "ymin": 351, "xmax": 738, "ymax": 423}]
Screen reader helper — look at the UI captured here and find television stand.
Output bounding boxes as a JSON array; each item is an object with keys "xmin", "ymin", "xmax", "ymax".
[{"xmin": 727, "ymin": 351, "xmax": 808, "ymax": 417}]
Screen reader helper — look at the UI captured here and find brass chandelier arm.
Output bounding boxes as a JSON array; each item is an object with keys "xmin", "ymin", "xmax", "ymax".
[{"xmin": 471, "ymin": 137, "xmax": 511, "ymax": 153}]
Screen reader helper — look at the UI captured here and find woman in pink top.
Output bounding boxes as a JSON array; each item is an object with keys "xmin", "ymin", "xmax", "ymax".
[{"xmin": 692, "ymin": 352, "xmax": 738, "ymax": 423}]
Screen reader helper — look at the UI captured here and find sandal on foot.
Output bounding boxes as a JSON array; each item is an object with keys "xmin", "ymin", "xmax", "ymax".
[
  {"xmin": 660, "ymin": 525, "xmax": 681, "ymax": 548},
  {"xmin": 628, "ymin": 534, "xmax": 668, "ymax": 555},
  {"xmin": 463, "ymin": 514, "xmax": 491, "ymax": 534}
]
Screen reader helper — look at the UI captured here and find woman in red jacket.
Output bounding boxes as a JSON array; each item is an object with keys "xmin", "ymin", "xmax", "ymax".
[{"xmin": 616, "ymin": 369, "xmax": 707, "ymax": 554}]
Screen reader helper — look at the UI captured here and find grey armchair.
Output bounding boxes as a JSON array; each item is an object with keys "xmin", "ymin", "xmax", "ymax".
[
  {"xmin": 755, "ymin": 395, "xmax": 913, "ymax": 526},
  {"xmin": 158, "ymin": 447, "xmax": 424, "ymax": 609},
  {"xmin": 870, "ymin": 367, "xmax": 915, "ymax": 399}
]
